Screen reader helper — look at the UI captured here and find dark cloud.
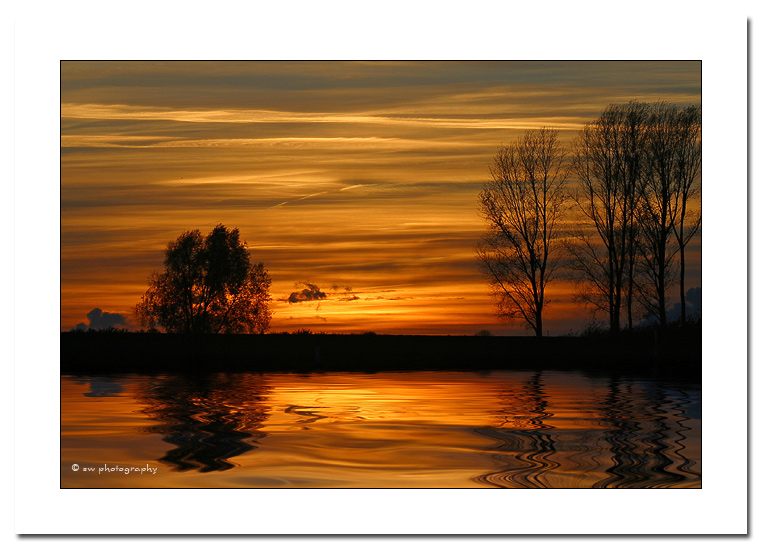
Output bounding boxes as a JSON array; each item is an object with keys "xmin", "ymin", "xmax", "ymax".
[
  {"xmin": 84, "ymin": 379, "xmax": 125, "ymax": 397},
  {"xmin": 686, "ymin": 287, "xmax": 701, "ymax": 311},
  {"xmin": 286, "ymin": 283, "xmax": 327, "ymax": 303},
  {"xmin": 85, "ymin": 308, "xmax": 128, "ymax": 330},
  {"xmin": 652, "ymin": 287, "xmax": 702, "ymax": 324},
  {"xmin": 283, "ymin": 282, "xmax": 363, "ymax": 304},
  {"xmin": 331, "ymin": 284, "xmax": 361, "ymax": 302},
  {"xmin": 665, "ymin": 286, "xmax": 701, "ymax": 322},
  {"xmin": 72, "ymin": 376, "xmax": 125, "ymax": 397},
  {"xmin": 61, "ymin": 61, "xmax": 700, "ymax": 116}
]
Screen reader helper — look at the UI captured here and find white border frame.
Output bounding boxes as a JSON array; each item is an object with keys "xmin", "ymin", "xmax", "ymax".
[{"xmin": 14, "ymin": 0, "xmax": 749, "ymax": 536}]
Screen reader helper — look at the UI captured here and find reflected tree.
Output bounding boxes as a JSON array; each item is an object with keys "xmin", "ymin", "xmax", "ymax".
[
  {"xmin": 137, "ymin": 374, "xmax": 271, "ymax": 472},
  {"xmin": 474, "ymin": 372, "xmax": 559, "ymax": 488},
  {"xmin": 593, "ymin": 378, "xmax": 693, "ymax": 488}
]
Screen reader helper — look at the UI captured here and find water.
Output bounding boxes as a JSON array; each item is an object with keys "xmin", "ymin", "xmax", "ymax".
[{"xmin": 60, "ymin": 370, "xmax": 700, "ymax": 488}]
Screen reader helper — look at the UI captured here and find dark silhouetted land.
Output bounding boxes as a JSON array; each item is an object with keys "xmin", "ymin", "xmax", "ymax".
[{"xmin": 61, "ymin": 328, "xmax": 700, "ymax": 382}]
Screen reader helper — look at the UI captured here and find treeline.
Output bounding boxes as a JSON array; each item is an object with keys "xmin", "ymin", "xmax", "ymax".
[
  {"xmin": 60, "ymin": 331, "xmax": 701, "ymax": 377},
  {"xmin": 479, "ymin": 101, "xmax": 701, "ymax": 336}
]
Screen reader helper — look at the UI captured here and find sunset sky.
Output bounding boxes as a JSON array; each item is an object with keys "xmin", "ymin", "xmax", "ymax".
[{"xmin": 61, "ymin": 61, "xmax": 702, "ymax": 335}]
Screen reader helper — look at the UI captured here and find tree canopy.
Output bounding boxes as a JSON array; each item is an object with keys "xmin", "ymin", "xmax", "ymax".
[{"xmin": 134, "ymin": 225, "xmax": 272, "ymax": 334}]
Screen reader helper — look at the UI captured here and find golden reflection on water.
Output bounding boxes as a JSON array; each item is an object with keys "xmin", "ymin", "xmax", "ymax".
[{"xmin": 60, "ymin": 371, "xmax": 700, "ymax": 488}]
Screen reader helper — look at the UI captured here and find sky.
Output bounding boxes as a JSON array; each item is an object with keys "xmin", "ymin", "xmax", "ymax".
[{"xmin": 60, "ymin": 60, "xmax": 702, "ymax": 335}]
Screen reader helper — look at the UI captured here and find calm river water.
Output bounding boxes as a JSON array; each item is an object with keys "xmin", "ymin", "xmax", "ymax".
[{"xmin": 60, "ymin": 370, "xmax": 700, "ymax": 488}]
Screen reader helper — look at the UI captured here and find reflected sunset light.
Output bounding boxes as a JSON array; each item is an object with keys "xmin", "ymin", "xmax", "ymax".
[{"xmin": 61, "ymin": 371, "xmax": 701, "ymax": 488}]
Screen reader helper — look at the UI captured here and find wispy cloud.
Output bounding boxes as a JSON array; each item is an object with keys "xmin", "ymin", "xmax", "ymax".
[
  {"xmin": 61, "ymin": 103, "xmax": 585, "ymax": 131},
  {"xmin": 60, "ymin": 61, "xmax": 701, "ymax": 334}
]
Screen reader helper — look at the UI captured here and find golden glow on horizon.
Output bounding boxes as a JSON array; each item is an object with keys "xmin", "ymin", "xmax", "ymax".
[{"xmin": 61, "ymin": 61, "xmax": 701, "ymax": 334}]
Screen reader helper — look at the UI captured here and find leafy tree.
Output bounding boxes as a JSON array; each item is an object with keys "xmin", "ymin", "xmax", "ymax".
[
  {"xmin": 477, "ymin": 128, "xmax": 568, "ymax": 337},
  {"xmin": 134, "ymin": 225, "xmax": 271, "ymax": 334}
]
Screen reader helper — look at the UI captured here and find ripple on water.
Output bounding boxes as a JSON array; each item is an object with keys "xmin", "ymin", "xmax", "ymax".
[{"xmin": 60, "ymin": 371, "xmax": 701, "ymax": 488}]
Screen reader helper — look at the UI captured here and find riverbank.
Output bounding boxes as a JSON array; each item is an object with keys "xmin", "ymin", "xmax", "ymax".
[{"xmin": 60, "ymin": 330, "xmax": 700, "ymax": 381}]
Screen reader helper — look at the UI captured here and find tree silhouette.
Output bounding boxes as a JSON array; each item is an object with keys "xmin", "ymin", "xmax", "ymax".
[
  {"xmin": 566, "ymin": 101, "xmax": 701, "ymax": 331},
  {"xmin": 477, "ymin": 128, "xmax": 568, "ymax": 337},
  {"xmin": 635, "ymin": 103, "xmax": 681, "ymax": 326},
  {"xmin": 566, "ymin": 102, "xmax": 649, "ymax": 332},
  {"xmin": 134, "ymin": 225, "xmax": 272, "ymax": 334},
  {"xmin": 670, "ymin": 105, "xmax": 701, "ymax": 325},
  {"xmin": 635, "ymin": 103, "xmax": 701, "ymax": 327}
]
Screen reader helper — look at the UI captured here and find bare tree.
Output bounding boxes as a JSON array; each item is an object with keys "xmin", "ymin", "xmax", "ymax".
[
  {"xmin": 477, "ymin": 128, "xmax": 567, "ymax": 337},
  {"xmin": 634, "ymin": 102, "xmax": 702, "ymax": 327},
  {"xmin": 635, "ymin": 103, "xmax": 681, "ymax": 326},
  {"xmin": 566, "ymin": 102, "xmax": 649, "ymax": 333},
  {"xmin": 672, "ymin": 105, "xmax": 702, "ymax": 325}
]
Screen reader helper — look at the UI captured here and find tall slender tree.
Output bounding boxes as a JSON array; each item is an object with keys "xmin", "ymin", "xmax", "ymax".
[
  {"xmin": 636, "ymin": 103, "xmax": 681, "ymax": 326},
  {"xmin": 671, "ymin": 105, "xmax": 702, "ymax": 325},
  {"xmin": 634, "ymin": 102, "xmax": 702, "ymax": 327},
  {"xmin": 477, "ymin": 128, "xmax": 568, "ymax": 337},
  {"xmin": 566, "ymin": 102, "xmax": 649, "ymax": 333}
]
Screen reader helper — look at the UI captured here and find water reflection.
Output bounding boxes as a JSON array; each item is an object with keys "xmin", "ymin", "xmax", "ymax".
[
  {"xmin": 593, "ymin": 380, "xmax": 701, "ymax": 488},
  {"xmin": 283, "ymin": 404, "xmax": 329, "ymax": 427},
  {"xmin": 61, "ymin": 370, "xmax": 700, "ymax": 487},
  {"xmin": 135, "ymin": 374, "xmax": 271, "ymax": 473},
  {"xmin": 474, "ymin": 372, "xmax": 701, "ymax": 488},
  {"xmin": 72, "ymin": 376, "xmax": 125, "ymax": 397},
  {"xmin": 474, "ymin": 372, "xmax": 560, "ymax": 488}
]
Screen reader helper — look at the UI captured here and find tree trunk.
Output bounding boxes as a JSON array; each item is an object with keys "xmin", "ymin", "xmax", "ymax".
[
  {"xmin": 680, "ymin": 244, "xmax": 686, "ymax": 325},
  {"xmin": 657, "ymin": 256, "xmax": 667, "ymax": 327}
]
